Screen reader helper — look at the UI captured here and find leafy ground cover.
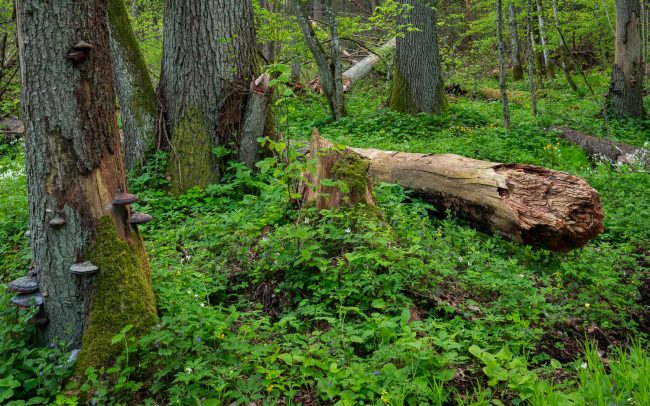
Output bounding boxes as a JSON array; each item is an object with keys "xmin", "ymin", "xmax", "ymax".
[{"xmin": 1, "ymin": 73, "xmax": 649, "ymax": 405}]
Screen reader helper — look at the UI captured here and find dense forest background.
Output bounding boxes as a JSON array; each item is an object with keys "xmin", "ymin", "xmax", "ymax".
[{"xmin": 1, "ymin": 0, "xmax": 649, "ymax": 405}]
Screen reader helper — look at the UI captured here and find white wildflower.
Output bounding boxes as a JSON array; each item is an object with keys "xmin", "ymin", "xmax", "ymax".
[{"xmin": 345, "ymin": 228, "xmax": 351, "ymax": 234}]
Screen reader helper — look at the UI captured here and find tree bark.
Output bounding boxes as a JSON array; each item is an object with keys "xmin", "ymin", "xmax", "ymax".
[
  {"xmin": 536, "ymin": 0, "xmax": 556, "ymax": 79},
  {"xmin": 292, "ymin": 0, "xmax": 346, "ymax": 120},
  {"xmin": 508, "ymin": 1, "xmax": 525, "ymax": 81},
  {"xmin": 550, "ymin": 126, "xmax": 650, "ymax": 169},
  {"xmin": 159, "ymin": 0, "xmax": 257, "ymax": 194},
  {"xmin": 239, "ymin": 74, "xmax": 272, "ymax": 170},
  {"xmin": 497, "ymin": 0, "xmax": 511, "ymax": 129},
  {"xmin": 608, "ymin": 0, "xmax": 646, "ymax": 118},
  {"xmin": 351, "ymin": 146, "xmax": 604, "ymax": 252},
  {"xmin": 15, "ymin": 0, "xmax": 157, "ymax": 368},
  {"xmin": 527, "ymin": 0, "xmax": 538, "ymax": 115},
  {"xmin": 390, "ymin": 0, "xmax": 447, "ymax": 114},
  {"xmin": 107, "ymin": 0, "xmax": 158, "ymax": 171}
]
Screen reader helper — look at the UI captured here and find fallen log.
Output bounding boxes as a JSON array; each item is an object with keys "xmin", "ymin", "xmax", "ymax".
[
  {"xmin": 549, "ymin": 126, "xmax": 649, "ymax": 170},
  {"xmin": 303, "ymin": 131, "xmax": 604, "ymax": 252}
]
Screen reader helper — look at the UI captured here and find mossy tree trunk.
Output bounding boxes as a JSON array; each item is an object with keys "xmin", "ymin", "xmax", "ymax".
[
  {"xmin": 107, "ymin": 0, "xmax": 158, "ymax": 171},
  {"xmin": 608, "ymin": 0, "xmax": 646, "ymax": 118},
  {"xmin": 159, "ymin": 0, "xmax": 257, "ymax": 194},
  {"xmin": 390, "ymin": 0, "xmax": 447, "ymax": 115},
  {"xmin": 15, "ymin": 0, "xmax": 157, "ymax": 367}
]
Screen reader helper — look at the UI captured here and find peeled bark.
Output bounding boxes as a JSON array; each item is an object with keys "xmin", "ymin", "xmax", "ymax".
[
  {"xmin": 608, "ymin": 0, "xmax": 646, "ymax": 118},
  {"xmin": 16, "ymin": 0, "xmax": 157, "ymax": 367},
  {"xmin": 351, "ymin": 147, "xmax": 604, "ymax": 252},
  {"xmin": 550, "ymin": 126, "xmax": 650, "ymax": 169},
  {"xmin": 107, "ymin": 0, "xmax": 157, "ymax": 170},
  {"xmin": 390, "ymin": 0, "xmax": 446, "ymax": 114},
  {"xmin": 508, "ymin": 2, "xmax": 525, "ymax": 81},
  {"xmin": 160, "ymin": 0, "xmax": 257, "ymax": 194}
]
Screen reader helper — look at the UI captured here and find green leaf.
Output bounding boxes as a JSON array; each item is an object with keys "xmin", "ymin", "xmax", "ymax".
[
  {"xmin": 277, "ymin": 353, "xmax": 293, "ymax": 366},
  {"xmin": 371, "ymin": 298, "xmax": 385, "ymax": 309},
  {"xmin": 469, "ymin": 345, "xmax": 483, "ymax": 358}
]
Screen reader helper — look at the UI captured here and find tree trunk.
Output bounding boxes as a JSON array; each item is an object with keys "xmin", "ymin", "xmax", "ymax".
[
  {"xmin": 508, "ymin": 1, "xmax": 525, "ymax": 81},
  {"xmin": 608, "ymin": 0, "xmax": 646, "ymax": 118},
  {"xmin": 497, "ymin": 0, "xmax": 511, "ymax": 129},
  {"xmin": 350, "ymin": 146, "xmax": 604, "ymax": 252},
  {"xmin": 342, "ymin": 38, "xmax": 396, "ymax": 89},
  {"xmin": 536, "ymin": 0, "xmax": 556, "ymax": 79},
  {"xmin": 551, "ymin": 0, "xmax": 578, "ymax": 91},
  {"xmin": 239, "ymin": 74, "xmax": 272, "ymax": 170},
  {"xmin": 15, "ymin": 0, "xmax": 157, "ymax": 369},
  {"xmin": 159, "ymin": 0, "xmax": 257, "ymax": 194},
  {"xmin": 292, "ymin": 0, "xmax": 346, "ymax": 120},
  {"xmin": 527, "ymin": 0, "xmax": 538, "ymax": 115},
  {"xmin": 550, "ymin": 126, "xmax": 650, "ymax": 169},
  {"xmin": 107, "ymin": 0, "xmax": 158, "ymax": 171},
  {"xmin": 390, "ymin": 0, "xmax": 447, "ymax": 114}
]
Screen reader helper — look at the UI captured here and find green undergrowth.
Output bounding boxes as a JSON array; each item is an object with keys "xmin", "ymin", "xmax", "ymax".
[{"xmin": 1, "ymin": 73, "xmax": 649, "ymax": 404}]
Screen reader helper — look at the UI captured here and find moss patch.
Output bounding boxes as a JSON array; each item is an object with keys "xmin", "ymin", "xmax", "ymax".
[
  {"xmin": 76, "ymin": 217, "xmax": 157, "ymax": 372},
  {"xmin": 332, "ymin": 152, "xmax": 370, "ymax": 196},
  {"xmin": 166, "ymin": 108, "xmax": 218, "ymax": 195},
  {"xmin": 389, "ymin": 69, "xmax": 417, "ymax": 115}
]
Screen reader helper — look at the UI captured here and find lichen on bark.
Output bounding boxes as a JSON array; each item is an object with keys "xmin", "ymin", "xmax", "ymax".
[{"xmin": 76, "ymin": 217, "xmax": 157, "ymax": 372}]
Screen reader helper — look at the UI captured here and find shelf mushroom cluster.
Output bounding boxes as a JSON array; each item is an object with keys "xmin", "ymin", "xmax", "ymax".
[
  {"xmin": 8, "ymin": 271, "xmax": 43, "ymax": 310},
  {"xmin": 111, "ymin": 192, "xmax": 153, "ymax": 226}
]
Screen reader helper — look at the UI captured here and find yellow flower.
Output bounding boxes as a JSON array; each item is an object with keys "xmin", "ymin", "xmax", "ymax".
[
  {"xmin": 585, "ymin": 303, "xmax": 591, "ymax": 309},
  {"xmin": 216, "ymin": 332, "xmax": 225, "ymax": 339},
  {"xmin": 267, "ymin": 384, "xmax": 275, "ymax": 393}
]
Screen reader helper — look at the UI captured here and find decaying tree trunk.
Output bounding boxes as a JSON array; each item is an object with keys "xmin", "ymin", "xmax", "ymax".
[
  {"xmin": 107, "ymin": 0, "xmax": 157, "ymax": 170},
  {"xmin": 342, "ymin": 38, "xmax": 396, "ymax": 89},
  {"xmin": 608, "ymin": 0, "xmax": 646, "ymax": 118},
  {"xmin": 303, "ymin": 130, "xmax": 374, "ymax": 210},
  {"xmin": 352, "ymin": 147, "xmax": 603, "ymax": 252},
  {"xmin": 550, "ymin": 126, "xmax": 650, "ymax": 169},
  {"xmin": 16, "ymin": 0, "xmax": 157, "ymax": 369}
]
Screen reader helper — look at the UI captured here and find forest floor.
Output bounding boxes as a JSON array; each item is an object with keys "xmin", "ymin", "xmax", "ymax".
[{"xmin": 1, "ymin": 72, "xmax": 650, "ymax": 405}]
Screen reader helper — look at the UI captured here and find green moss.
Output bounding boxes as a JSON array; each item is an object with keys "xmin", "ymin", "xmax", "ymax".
[
  {"xmin": 165, "ymin": 108, "xmax": 218, "ymax": 195},
  {"xmin": 332, "ymin": 152, "xmax": 370, "ymax": 196},
  {"xmin": 76, "ymin": 217, "xmax": 157, "ymax": 372},
  {"xmin": 389, "ymin": 69, "xmax": 418, "ymax": 115}
]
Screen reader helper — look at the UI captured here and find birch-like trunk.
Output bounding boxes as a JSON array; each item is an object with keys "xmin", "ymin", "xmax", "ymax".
[
  {"xmin": 536, "ymin": 0, "xmax": 556, "ymax": 79},
  {"xmin": 527, "ymin": 0, "xmax": 538, "ymax": 115},
  {"xmin": 508, "ymin": 1, "xmax": 524, "ymax": 81},
  {"xmin": 497, "ymin": 0, "xmax": 511, "ymax": 128}
]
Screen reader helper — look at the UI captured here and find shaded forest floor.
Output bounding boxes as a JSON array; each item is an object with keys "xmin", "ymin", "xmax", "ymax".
[{"xmin": 1, "ymin": 72, "xmax": 650, "ymax": 404}]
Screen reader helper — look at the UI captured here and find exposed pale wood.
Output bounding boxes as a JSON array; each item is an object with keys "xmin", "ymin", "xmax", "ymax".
[{"xmin": 350, "ymin": 147, "xmax": 604, "ymax": 252}]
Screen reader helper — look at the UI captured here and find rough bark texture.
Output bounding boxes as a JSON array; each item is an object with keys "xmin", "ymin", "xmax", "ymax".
[
  {"xmin": 608, "ymin": 0, "xmax": 646, "ymax": 118},
  {"xmin": 292, "ymin": 0, "xmax": 346, "ymax": 120},
  {"xmin": 16, "ymin": 0, "xmax": 157, "ymax": 362},
  {"xmin": 351, "ymin": 148, "xmax": 604, "ymax": 252},
  {"xmin": 550, "ymin": 126, "xmax": 650, "ymax": 169},
  {"xmin": 107, "ymin": 0, "xmax": 157, "ymax": 170},
  {"xmin": 508, "ymin": 1, "xmax": 524, "ymax": 81},
  {"xmin": 497, "ymin": 0, "xmax": 511, "ymax": 129},
  {"xmin": 390, "ymin": 0, "xmax": 447, "ymax": 114},
  {"xmin": 160, "ymin": 0, "xmax": 257, "ymax": 194},
  {"xmin": 303, "ymin": 130, "xmax": 374, "ymax": 210},
  {"xmin": 342, "ymin": 38, "xmax": 396, "ymax": 89}
]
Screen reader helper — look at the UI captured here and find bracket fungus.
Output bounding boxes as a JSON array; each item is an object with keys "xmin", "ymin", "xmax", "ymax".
[
  {"xmin": 129, "ymin": 212, "xmax": 153, "ymax": 225},
  {"xmin": 12, "ymin": 292, "xmax": 44, "ymax": 308},
  {"xmin": 69, "ymin": 261, "xmax": 99, "ymax": 276},
  {"xmin": 48, "ymin": 216, "xmax": 66, "ymax": 227},
  {"xmin": 112, "ymin": 192, "xmax": 138, "ymax": 206},
  {"xmin": 66, "ymin": 40, "xmax": 94, "ymax": 62},
  {"xmin": 7, "ymin": 275, "xmax": 39, "ymax": 293}
]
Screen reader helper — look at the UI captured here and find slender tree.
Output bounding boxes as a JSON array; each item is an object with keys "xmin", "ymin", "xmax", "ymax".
[
  {"xmin": 15, "ymin": 0, "xmax": 157, "ymax": 369},
  {"xmin": 497, "ymin": 0, "xmax": 511, "ymax": 128},
  {"xmin": 107, "ymin": 0, "xmax": 158, "ymax": 170},
  {"xmin": 390, "ymin": 0, "xmax": 447, "ymax": 114},
  {"xmin": 292, "ymin": 0, "xmax": 346, "ymax": 120},
  {"xmin": 527, "ymin": 0, "xmax": 538, "ymax": 115},
  {"xmin": 551, "ymin": 0, "xmax": 578, "ymax": 91},
  {"xmin": 536, "ymin": 0, "xmax": 556, "ymax": 79},
  {"xmin": 508, "ymin": 1, "xmax": 525, "ymax": 80},
  {"xmin": 159, "ymin": 0, "xmax": 258, "ymax": 194},
  {"xmin": 608, "ymin": 0, "xmax": 646, "ymax": 118}
]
